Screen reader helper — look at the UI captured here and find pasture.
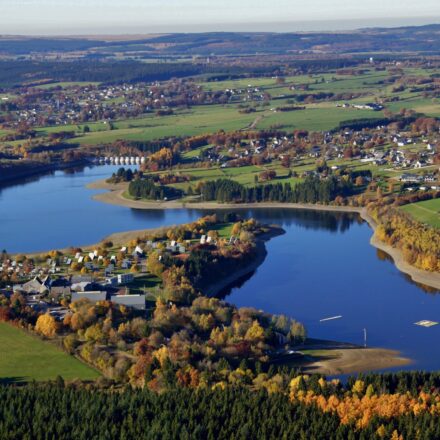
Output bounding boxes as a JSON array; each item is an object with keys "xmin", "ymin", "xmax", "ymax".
[
  {"xmin": 0, "ymin": 322, "xmax": 99, "ymax": 383},
  {"xmin": 401, "ymin": 198, "xmax": 440, "ymax": 229}
]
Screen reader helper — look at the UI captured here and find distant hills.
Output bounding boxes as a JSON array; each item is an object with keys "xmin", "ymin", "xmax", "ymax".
[{"xmin": 1, "ymin": 24, "xmax": 440, "ymax": 57}]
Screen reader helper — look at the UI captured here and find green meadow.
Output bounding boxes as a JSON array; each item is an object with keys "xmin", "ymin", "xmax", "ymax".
[
  {"xmin": 401, "ymin": 198, "xmax": 440, "ymax": 229},
  {"xmin": 0, "ymin": 322, "xmax": 99, "ymax": 383}
]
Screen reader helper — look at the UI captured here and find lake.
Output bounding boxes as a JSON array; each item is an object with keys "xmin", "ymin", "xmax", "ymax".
[{"xmin": 1, "ymin": 165, "xmax": 440, "ymax": 371}]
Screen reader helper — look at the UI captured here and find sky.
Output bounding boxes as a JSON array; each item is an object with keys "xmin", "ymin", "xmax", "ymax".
[{"xmin": 1, "ymin": 0, "xmax": 440, "ymax": 35}]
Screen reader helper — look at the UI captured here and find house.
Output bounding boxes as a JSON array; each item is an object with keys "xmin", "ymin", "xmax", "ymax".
[
  {"xmin": 71, "ymin": 291, "xmax": 108, "ymax": 303},
  {"xmin": 310, "ymin": 146, "xmax": 321, "ymax": 157},
  {"xmin": 48, "ymin": 277, "xmax": 71, "ymax": 298},
  {"xmin": 71, "ymin": 275, "xmax": 93, "ymax": 284},
  {"xmin": 105, "ymin": 264, "xmax": 115, "ymax": 276},
  {"xmin": 117, "ymin": 273, "xmax": 134, "ymax": 285},
  {"xmin": 133, "ymin": 245, "xmax": 144, "ymax": 256},
  {"xmin": 110, "ymin": 294, "xmax": 146, "ymax": 311},
  {"xmin": 415, "ymin": 160, "xmax": 427, "ymax": 169},
  {"xmin": 71, "ymin": 281, "xmax": 104, "ymax": 292},
  {"xmin": 400, "ymin": 173, "xmax": 422, "ymax": 183},
  {"xmin": 16, "ymin": 276, "xmax": 51, "ymax": 295},
  {"xmin": 121, "ymin": 259, "xmax": 131, "ymax": 270},
  {"xmin": 424, "ymin": 174, "xmax": 436, "ymax": 183}
]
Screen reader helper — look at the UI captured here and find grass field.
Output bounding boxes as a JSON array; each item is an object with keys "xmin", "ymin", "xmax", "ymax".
[
  {"xmin": 125, "ymin": 274, "xmax": 162, "ymax": 295},
  {"xmin": 208, "ymin": 222, "xmax": 233, "ymax": 238},
  {"xmin": 0, "ymin": 322, "xmax": 99, "ymax": 383},
  {"xmin": 32, "ymin": 81, "xmax": 100, "ymax": 90},
  {"xmin": 401, "ymin": 198, "xmax": 440, "ymax": 229}
]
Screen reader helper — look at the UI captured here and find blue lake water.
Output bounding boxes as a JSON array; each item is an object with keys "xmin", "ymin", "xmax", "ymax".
[{"xmin": 1, "ymin": 165, "xmax": 440, "ymax": 371}]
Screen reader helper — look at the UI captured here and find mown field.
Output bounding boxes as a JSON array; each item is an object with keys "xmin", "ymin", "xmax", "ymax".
[
  {"xmin": 0, "ymin": 322, "xmax": 99, "ymax": 383},
  {"xmin": 401, "ymin": 198, "xmax": 440, "ymax": 228}
]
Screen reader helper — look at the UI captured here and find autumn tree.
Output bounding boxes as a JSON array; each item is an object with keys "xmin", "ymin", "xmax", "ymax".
[{"xmin": 35, "ymin": 313, "xmax": 58, "ymax": 338}]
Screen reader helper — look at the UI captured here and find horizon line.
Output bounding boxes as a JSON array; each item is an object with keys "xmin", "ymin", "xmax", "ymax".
[{"xmin": 2, "ymin": 16, "xmax": 440, "ymax": 38}]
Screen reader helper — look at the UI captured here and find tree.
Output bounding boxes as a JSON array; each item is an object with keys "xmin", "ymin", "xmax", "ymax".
[
  {"xmin": 146, "ymin": 252, "xmax": 165, "ymax": 277},
  {"xmin": 355, "ymin": 176, "xmax": 365, "ymax": 186},
  {"xmin": 289, "ymin": 321, "xmax": 306, "ymax": 344},
  {"xmin": 245, "ymin": 320, "xmax": 264, "ymax": 341},
  {"xmin": 352, "ymin": 379, "xmax": 365, "ymax": 395},
  {"xmin": 35, "ymin": 313, "xmax": 58, "ymax": 338}
]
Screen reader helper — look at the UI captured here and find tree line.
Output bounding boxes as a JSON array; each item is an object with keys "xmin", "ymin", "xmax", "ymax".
[
  {"xmin": 128, "ymin": 179, "xmax": 183, "ymax": 201},
  {"xmin": 368, "ymin": 196, "xmax": 440, "ymax": 272},
  {"xmin": 199, "ymin": 176, "xmax": 353, "ymax": 204},
  {"xmin": 3, "ymin": 371, "xmax": 440, "ymax": 439}
]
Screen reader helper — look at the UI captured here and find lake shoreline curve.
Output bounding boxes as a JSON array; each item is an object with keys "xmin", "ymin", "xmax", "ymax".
[{"xmin": 88, "ymin": 178, "xmax": 440, "ymax": 291}]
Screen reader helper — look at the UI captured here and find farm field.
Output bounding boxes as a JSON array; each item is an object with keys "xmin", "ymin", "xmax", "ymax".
[
  {"xmin": 32, "ymin": 81, "xmax": 101, "ymax": 89},
  {"xmin": 53, "ymin": 104, "xmax": 378, "ymax": 147},
  {"xmin": 401, "ymin": 198, "xmax": 440, "ymax": 228},
  {"xmin": 0, "ymin": 322, "xmax": 99, "ymax": 383}
]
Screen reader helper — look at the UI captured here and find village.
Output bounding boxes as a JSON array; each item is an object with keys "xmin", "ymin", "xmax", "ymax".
[
  {"xmin": 130, "ymin": 122, "xmax": 440, "ymax": 198},
  {"xmin": 0, "ymin": 217, "xmax": 254, "ymax": 322}
]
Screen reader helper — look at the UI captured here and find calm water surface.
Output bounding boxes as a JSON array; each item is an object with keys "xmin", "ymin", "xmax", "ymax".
[{"xmin": 1, "ymin": 165, "xmax": 439, "ymax": 371}]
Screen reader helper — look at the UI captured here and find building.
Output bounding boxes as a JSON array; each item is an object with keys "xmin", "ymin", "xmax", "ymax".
[
  {"xmin": 110, "ymin": 294, "xmax": 146, "ymax": 311},
  {"xmin": 117, "ymin": 273, "xmax": 134, "ymax": 285},
  {"xmin": 400, "ymin": 173, "xmax": 422, "ymax": 183},
  {"xmin": 15, "ymin": 276, "xmax": 51, "ymax": 295},
  {"xmin": 71, "ymin": 291, "xmax": 108, "ymax": 303},
  {"xmin": 48, "ymin": 277, "xmax": 71, "ymax": 298}
]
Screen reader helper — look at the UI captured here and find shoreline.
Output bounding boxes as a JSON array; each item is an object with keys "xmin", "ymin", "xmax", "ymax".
[
  {"xmin": 13, "ymin": 182, "xmax": 414, "ymax": 375},
  {"xmin": 276, "ymin": 338, "xmax": 412, "ymax": 375},
  {"xmin": 359, "ymin": 209, "xmax": 440, "ymax": 291},
  {"xmin": 88, "ymin": 178, "xmax": 440, "ymax": 291},
  {"xmin": 88, "ymin": 179, "xmax": 363, "ymax": 213},
  {"xmin": 305, "ymin": 348, "xmax": 411, "ymax": 375},
  {"xmin": 0, "ymin": 159, "xmax": 91, "ymax": 186},
  {"xmin": 202, "ymin": 226, "xmax": 285, "ymax": 298}
]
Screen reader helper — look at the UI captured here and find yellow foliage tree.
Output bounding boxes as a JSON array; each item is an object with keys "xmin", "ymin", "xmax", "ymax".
[
  {"xmin": 153, "ymin": 346, "xmax": 169, "ymax": 367},
  {"xmin": 35, "ymin": 313, "xmax": 58, "ymax": 338},
  {"xmin": 244, "ymin": 320, "xmax": 265, "ymax": 342}
]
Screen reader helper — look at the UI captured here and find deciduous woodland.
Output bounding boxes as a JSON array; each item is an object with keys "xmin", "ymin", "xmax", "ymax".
[{"xmin": 367, "ymin": 193, "xmax": 440, "ymax": 272}]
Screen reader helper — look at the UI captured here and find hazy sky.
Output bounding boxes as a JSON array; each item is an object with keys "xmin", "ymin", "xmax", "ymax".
[{"xmin": 2, "ymin": 0, "xmax": 440, "ymax": 35}]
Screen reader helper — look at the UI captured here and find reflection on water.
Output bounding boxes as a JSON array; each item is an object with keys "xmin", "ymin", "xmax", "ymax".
[
  {"xmin": 231, "ymin": 208, "xmax": 361, "ymax": 233},
  {"xmin": 375, "ymin": 249, "xmax": 440, "ymax": 295}
]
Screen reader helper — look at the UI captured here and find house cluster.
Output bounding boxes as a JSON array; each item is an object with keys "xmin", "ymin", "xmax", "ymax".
[
  {"xmin": 195, "ymin": 124, "xmax": 440, "ymax": 176},
  {"xmin": 8, "ymin": 273, "xmax": 146, "ymax": 320},
  {"xmin": 224, "ymin": 85, "xmax": 266, "ymax": 103},
  {"xmin": 1, "ymin": 79, "xmax": 260, "ymax": 131},
  {"xmin": 399, "ymin": 173, "xmax": 439, "ymax": 190},
  {"xmin": 0, "ymin": 234, "xmax": 200, "ymax": 316},
  {"xmin": 351, "ymin": 103, "xmax": 384, "ymax": 111},
  {"xmin": 3, "ymin": 83, "xmax": 146, "ymax": 129}
]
